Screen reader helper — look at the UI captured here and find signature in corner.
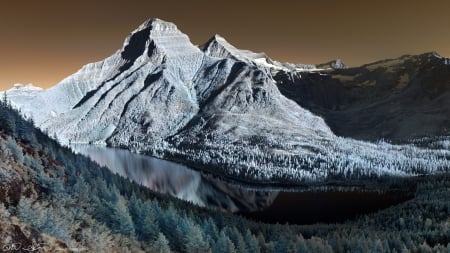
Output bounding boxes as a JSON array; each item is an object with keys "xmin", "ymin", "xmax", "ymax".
[
  {"xmin": 2, "ymin": 242, "xmax": 48, "ymax": 252},
  {"xmin": 2, "ymin": 243, "xmax": 22, "ymax": 251},
  {"xmin": 22, "ymin": 242, "xmax": 48, "ymax": 252}
]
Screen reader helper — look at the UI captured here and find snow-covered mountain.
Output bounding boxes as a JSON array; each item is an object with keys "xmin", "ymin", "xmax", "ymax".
[{"xmin": 3, "ymin": 18, "xmax": 449, "ymax": 185}]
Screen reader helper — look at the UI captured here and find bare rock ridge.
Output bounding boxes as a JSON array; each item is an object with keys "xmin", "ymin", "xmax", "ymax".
[
  {"xmin": 202, "ymin": 34, "xmax": 271, "ymax": 64},
  {"xmin": 3, "ymin": 18, "xmax": 450, "ymax": 185},
  {"xmin": 276, "ymin": 52, "xmax": 450, "ymax": 141},
  {"xmin": 431, "ymin": 51, "xmax": 450, "ymax": 65},
  {"xmin": 202, "ymin": 34, "xmax": 317, "ymax": 72}
]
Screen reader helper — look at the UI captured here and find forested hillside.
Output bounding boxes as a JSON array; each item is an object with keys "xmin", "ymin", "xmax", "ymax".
[{"xmin": 0, "ymin": 99, "xmax": 449, "ymax": 252}]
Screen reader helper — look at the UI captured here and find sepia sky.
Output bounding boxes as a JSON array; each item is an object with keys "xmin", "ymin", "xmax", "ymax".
[{"xmin": 1, "ymin": 0, "xmax": 450, "ymax": 90}]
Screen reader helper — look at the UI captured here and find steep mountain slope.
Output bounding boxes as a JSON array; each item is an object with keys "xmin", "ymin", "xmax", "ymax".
[
  {"xmin": 3, "ymin": 18, "xmax": 450, "ymax": 185},
  {"xmin": 5, "ymin": 19, "xmax": 330, "ymax": 145},
  {"xmin": 276, "ymin": 52, "xmax": 450, "ymax": 141}
]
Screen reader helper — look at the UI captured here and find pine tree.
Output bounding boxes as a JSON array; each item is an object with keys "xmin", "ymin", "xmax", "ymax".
[
  {"xmin": 2, "ymin": 91, "xmax": 7, "ymax": 106},
  {"xmin": 151, "ymin": 233, "xmax": 172, "ymax": 253},
  {"xmin": 111, "ymin": 194, "xmax": 135, "ymax": 236},
  {"xmin": 225, "ymin": 227, "xmax": 248, "ymax": 253},
  {"xmin": 159, "ymin": 204, "xmax": 183, "ymax": 251},
  {"xmin": 7, "ymin": 137, "xmax": 23, "ymax": 164},
  {"xmin": 213, "ymin": 231, "xmax": 236, "ymax": 253},
  {"xmin": 182, "ymin": 220, "xmax": 209, "ymax": 253},
  {"xmin": 135, "ymin": 200, "xmax": 159, "ymax": 241},
  {"xmin": 202, "ymin": 218, "xmax": 219, "ymax": 245},
  {"xmin": 244, "ymin": 229, "xmax": 260, "ymax": 253}
]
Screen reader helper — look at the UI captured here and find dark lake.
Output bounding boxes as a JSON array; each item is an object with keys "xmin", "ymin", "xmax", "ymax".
[
  {"xmin": 71, "ymin": 145, "xmax": 413, "ymax": 225},
  {"xmin": 239, "ymin": 190, "xmax": 412, "ymax": 224}
]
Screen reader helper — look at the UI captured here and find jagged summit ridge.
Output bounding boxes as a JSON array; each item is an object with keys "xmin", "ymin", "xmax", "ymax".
[
  {"xmin": 201, "ymin": 34, "xmax": 237, "ymax": 59},
  {"xmin": 202, "ymin": 34, "xmax": 317, "ymax": 72},
  {"xmin": 134, "ymin": 18, "xmax": 179, "ymax": 33},
  {"xmin": 202, "ymin": 34, "xmax": 267, "ymax": 61},
  {"xmin": 121, "ymin": 18, "xmax": 201, "ymax": 62}
]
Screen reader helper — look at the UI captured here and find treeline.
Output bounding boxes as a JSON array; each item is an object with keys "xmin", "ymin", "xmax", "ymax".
[
  {"xmin": 0, "ymin": 93, "xmax": 37, "ymax": 144},
  {"xmin": 137, "ymin": 131, "xmax": 450, "ymax": 186},
  {"xmin": 0, "ymin": 101, "xmax": 449, "ymax": 252}
]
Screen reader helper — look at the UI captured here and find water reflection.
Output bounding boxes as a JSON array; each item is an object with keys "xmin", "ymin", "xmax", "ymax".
[
  {"xmin": 71, "ymin": 145, "xmax": 278, "ymax": 212},
  {"xmin": 71, "ymin": 145, "xmax": 413, "ymax": 223}
]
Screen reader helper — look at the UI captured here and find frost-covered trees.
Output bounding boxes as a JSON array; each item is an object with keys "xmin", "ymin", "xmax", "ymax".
[{"xmin": 150, "ymin": 132, "xmax": 450, "ymax": 185}]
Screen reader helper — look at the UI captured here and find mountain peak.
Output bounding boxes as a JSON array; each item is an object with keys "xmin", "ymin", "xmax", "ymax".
[
  {"xmin": 331, "ymin": 59, "xmax": 348, "ymax": 69},
  {"xmin": 202, "ymin": 34, "xmax": 316, "ymax": 72},
  {"xmin": 202, "ymin": 34, "xmax": 240, "ymax": 59},
  {"xmin": 135, "ymin": 18, "xmax": 180, "ymax": 34},
  {"xmin": 119, "ymin": 18, "xmax": 200, "ymax": 69},
  {"xmin": 317, "ymin": 59, "xmax": 348, "ymax": 70},
  {"xmin": 211, "ymin": 34, "xmax": 230, "ymax": 45},
  {"xmin": 202, "ymin": 34, "xmax": 271, "ymax": 64}
]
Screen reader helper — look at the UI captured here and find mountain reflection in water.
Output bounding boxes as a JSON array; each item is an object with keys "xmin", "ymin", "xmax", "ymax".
[
  {"xmin": 71, "ymin": 145, "xmax": 412, "ymax": 224},
  {"xmin": 70, "ymin": 145, "xmax": 278, "ymax": 213}
]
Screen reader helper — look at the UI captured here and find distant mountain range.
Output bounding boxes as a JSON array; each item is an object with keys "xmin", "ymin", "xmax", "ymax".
[
  {"xmin": 276, "ymin": 52, "xmax": 450, "ymax": 141},
  {"xmin": 3, "ymin": 18, "xmax": 449, "ymax": 186}
]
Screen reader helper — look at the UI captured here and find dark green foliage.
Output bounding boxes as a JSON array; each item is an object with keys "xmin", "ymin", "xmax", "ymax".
[
  {"xmin": 158, "ymin": 204, "xmax": 185, "ymax": 251},
  {"xmin": 111, "ymin": 195, "xmax": 135, "ymax": 236},
  {"xmin": 180, "ymin": 219, "xmax": 210, "ymax": 253},
  {"xmin": 0, "ymin": 102, "xmax": 449, "ymax": 252},
  {"xmin": 0, "ymin": 100, "xmax": 16, "ymax": 136},
  {"xmin": 244, "ymin": 229, "xmax": 260, "ymax": 253},
  {"xmin": 224, "ymin": 227, "xmax": 247, "ymax": 253},
  {"xmin": 151, "ymin": 233, "xmax": 172, "ymax": 253},
  {"xmin": 6, "ymin": 137, "xmax": 23, "ymax": 164},
  {"xmin": 129, "ymin": 193, "xmax": 159, "ymax": 241},
  {"xmin": 213, "ymin": 231, "xmax": 236, "ymax": 253}
]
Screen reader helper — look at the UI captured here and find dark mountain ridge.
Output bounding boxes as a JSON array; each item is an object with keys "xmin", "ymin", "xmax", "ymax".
[{"xmin": 276, "ymin": 52, "xmax": 450, "ymax": 141}]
